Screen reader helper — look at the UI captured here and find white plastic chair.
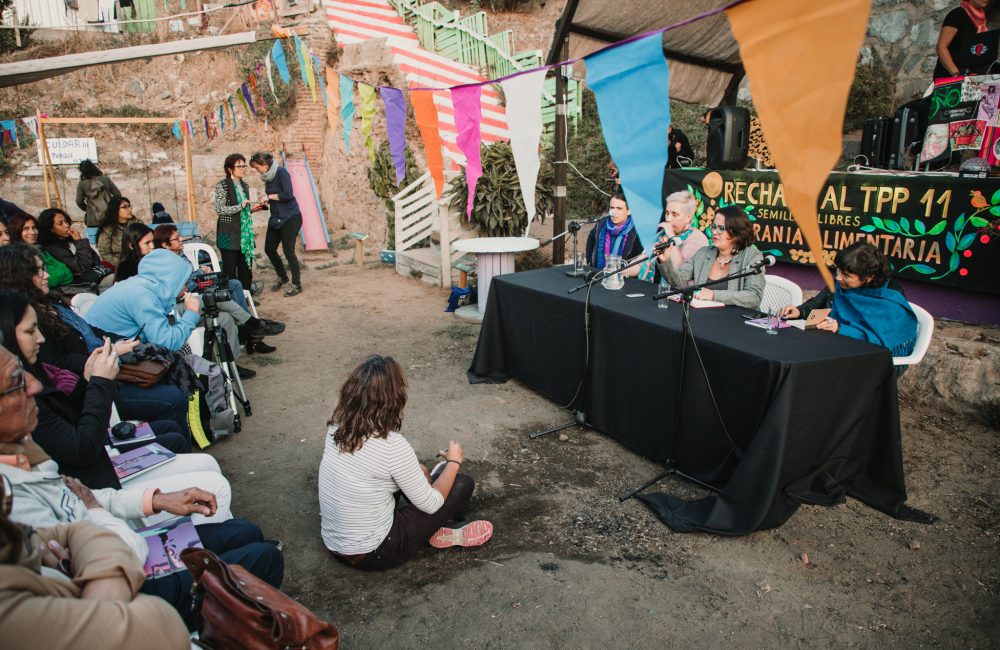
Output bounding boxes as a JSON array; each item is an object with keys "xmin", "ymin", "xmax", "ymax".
[
  {"xmin": 181, "ymin": 243, "xmax": 258, "ymax": 318},
  {"xmin": 893, "ymin": 303, "xmax": 934, "ymax": 367},
  {"xmin": 187, "ymin": 326, "xmax": 206, "ymax": 358},
  {"xmin": 70, "ymin": 292, "xmax": 99, "ymax": 317},
  {"xmin": 758, "ymin": 275, "xmax": 804, "ymax": 315}
]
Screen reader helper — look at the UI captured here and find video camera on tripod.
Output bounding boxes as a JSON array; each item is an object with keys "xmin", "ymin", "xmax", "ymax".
[{"xmin": 192, "ymin": 272, "xmax": 232, "ymax": 314}]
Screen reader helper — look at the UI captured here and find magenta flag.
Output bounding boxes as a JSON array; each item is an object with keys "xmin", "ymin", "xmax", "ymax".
[
  {"xmin": 450, "ymin": 85, "xmax": 483, "ymax": 220},
  {"xmin": 380, "ymin": 86, "xmax": 408, "ymax": 185}
]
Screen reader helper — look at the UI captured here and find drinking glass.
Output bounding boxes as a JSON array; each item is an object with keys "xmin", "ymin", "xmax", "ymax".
[
  {"xmin": 656, "ymin": 280, "xmax": 670, "ymax": 308},
  {"xmin": 765, "ymin": 308, "xmax": 781, "ymax": 335}
]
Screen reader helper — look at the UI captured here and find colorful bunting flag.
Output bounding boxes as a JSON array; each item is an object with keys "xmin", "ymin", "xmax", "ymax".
[
  {"xmin": 172, "ymin": 121, "xmax": 182, "ymax": 141},
  {"xmin": 271, "ymin": 40, "xmax": 291, "ymax": 85},
  {"xmin": 325, "ymin": 67, "xmax": 341, "ymax": 130},
  {"xmin": 264, "ymin": 55, "xmax": 279, "ymax": 101},
  {"xmin": 249, "ymin": 71, "xmax": 265, "ymax": 113},
  {"xmin": 292, "ymin": 36, "xmax": 312, "ymax": 101},
  {"xmin": 359, "ymin": 83, "xmax": 377, "ymax": 161},
  {"xmin": 500, "ymin": 69, "xmax": 547, "ymax": 235},
  {"xmin": 239, "ymin": 84, "xmax": 256, "ymax": 116},
  {"xmin": 727, "ymin": 0, "xmax": 870, "ymax": 290},
  {"xmin": 314, "ymin": 55, "xmax": 328, "ymax": 108},
  {"xmin": 204, "ymin": 116, "xmax": 211, "ymax": 140},
  {"xmin": 585, "ymin": 34, "xmax": 671, "ymax": 254},
  {"xmin": 410, "ymin": 89, "xmax": 445, "ymax": 199},
  {"xmin": 380, "ymin": 86, "xmax": 408, "ymax": 185},
  {"xmin": 218, "ymin": 105, "xmax": 224, "ymax": 133},
  {"xmin": 229, "ymin": 97, "xmax": 238, "ymax": 131},
  {"xmin": 0, "ymin": 120, "xmax": 18, "ymax": 147},
  {"xmin": 21, "ymin": 116, "xmax": 38, "ymax": 139},
  {"xmin": 340, "ymin": 75, "xmax": 355, "ymax": 154},
  {"xmin": 451, "ymin": 85, "xmax": 483, "ymax": 220}
]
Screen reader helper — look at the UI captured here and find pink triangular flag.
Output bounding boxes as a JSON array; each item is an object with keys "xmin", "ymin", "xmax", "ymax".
[{"xmin": 450, "ymin": 85, "xmax": 483, "ymax": 220}]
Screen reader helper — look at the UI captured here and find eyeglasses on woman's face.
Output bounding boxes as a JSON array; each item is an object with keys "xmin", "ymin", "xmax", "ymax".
[
  {"xmin": 36, "ymin": 264, "xmax": 49, "ymax": 278},
  {"xmin": 711, "ymin": 223, "xmax": 728, "ymax": 233},
  {"xmin": 234, "ymin": 163, "xmax": 247, "ymax": 168},
  {"xmin": 119, "ymin": 203, "xmax": 132, "ymax": 211}
]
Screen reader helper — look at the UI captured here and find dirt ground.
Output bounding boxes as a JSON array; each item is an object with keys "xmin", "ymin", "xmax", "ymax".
[{"xmin": 211, "ymin": 252, "xmax": 998, "ymax": 649}]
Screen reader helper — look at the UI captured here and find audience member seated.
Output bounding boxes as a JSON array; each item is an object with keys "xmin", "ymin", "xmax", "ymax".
[
  {"xmin": 585, "ymin": 191, "xmax": 644, "ymax": 275},
  {"xmin": 152, "ymin": 224, "xmax": 283, "ymax": 352},
  {"xmin": 84, "ymin": 249, "xmax": 256, "ymax": 379},
  {"xmin": 7, "ymin": 213, "xmax": 73, "ymax": 289},
  {"xmin": 0, "ymin": 244, "xmax": 192, "ymax": 439},
  {"xmin": 112, "ymin": 222, "xmax": 154, "ymax": 283},
  {"xmin": 37, "ymin": 208, "xmax": 111, "ymax": 287},
  {"xmin": 320, "ymin": 355, "xmax": 492, "ymax": 571},
  {"xmin": 0, "ymin": 344, "xmax": 283, "ymax": 630},
  {"xmin": 657, "ymin": 205, "xmax": 766, "ymax": 308},
  {"xmin": 0, "ymin": 196, "xmax": 30, "ymax": 223},
  {"xmin": 151, "ymin": 202, "xmax": 174, "ymax": 225},
  {"xmin": 0, "ymin": 290, "xmax": 191, "ymax": 489},
  {"xmin": 809, "ymin": 242, "xmax": 918, "ymax": 356},
  {"xmin": 0, "ymin": 502, "xmax": 190, "ymax": 649},
  {"xmin": 638, "ymin": 190, "xmax": 709, "ymax": 282},
  {"xmin": 96, "ymin": 196, "xmax": 138, "ymax": 269},
  {"xmin": 0, "ymin": 220, "xmax": 8, "ymax": 246}
]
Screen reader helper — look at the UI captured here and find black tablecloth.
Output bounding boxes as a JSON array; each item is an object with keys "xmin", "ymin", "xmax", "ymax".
[{"xmin": 469, "ymin": 267, "xmax": 913, "ymax": 535}]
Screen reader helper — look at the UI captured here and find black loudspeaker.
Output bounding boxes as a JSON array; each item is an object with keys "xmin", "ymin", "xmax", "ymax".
[
  {"xmin": 888, "ymin": 106, "xmax": 921, "ymax": 170},
  {"xmin": 706, "ymin": 106, "xmax": 750, "ymax": 169},
  {"xmin": 860, "ymin": 117, "xmax": 891, "ymax": 168}
]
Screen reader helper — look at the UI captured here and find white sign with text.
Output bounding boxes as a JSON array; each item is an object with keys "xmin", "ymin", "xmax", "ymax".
[{"xmin": 38, "ymin": 137, "xmax": 99, "ymax": 166}]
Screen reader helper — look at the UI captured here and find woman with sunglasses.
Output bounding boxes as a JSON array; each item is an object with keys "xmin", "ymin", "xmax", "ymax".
[
  {"xmin": 96, "ymin": 196, "xmax": 138, "ymax": 269},
  {"xmin": 657, "ymin": 205, "xmax": 766, "ymax": 308},
  {"xmin": 213, "ymin": 154, "xmax": 265, "ymax": 295}
]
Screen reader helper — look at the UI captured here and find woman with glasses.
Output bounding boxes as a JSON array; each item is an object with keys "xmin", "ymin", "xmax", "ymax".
[
  {"xmin": 96, "ymin": 196, "xmax": 138, "ymax": 269},
  {"xmin": 7, "ymin": 213, "xmax": 73, "ymax": 290},
  {"xmin": 37, "ymin": 208, "xmax": 111, "ymax": 287},
  {"xmin": 657, "ymin": 205, "xmax": 766, "ymax": 308},
  {"xmin": 213, "ymin": 154, "xmax": 265, "ymax": 294}
]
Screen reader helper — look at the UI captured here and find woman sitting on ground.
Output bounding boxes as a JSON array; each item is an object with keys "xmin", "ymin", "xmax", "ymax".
[
  {"xmin": 0, "ymin": 290, "xmax": 193, "ymax": 490},
  {"xmin": 319, "ymin": 355, "xmax": 493, "ymax": 571},
  {"xmin": 585, "ymin": 191, "xmax": 644, "ymax": 275},
  {"xmin": 812, "ymin": 241, "xmax": 918, "ymax": 356},
  {"xmin": 37, "ymin": 208, "xmax": 111, "ymax": 287},
  {"xmin": 96, "ymin": 196, "xmax": 137, "ymax": 269},
  {"xmin": 657, "ymin": 205, "xmax": 766, "ymax": 308},
  {"xmin": 0, "ymin": 244, "xmax": 193, "ymax": 440},
  {"xmin": 112, "ymin": 222, "xmax": 154, "ymax": 282},
  {"xmin": 7, "ymin": 213, "xmax": 73, "ymax": 289}
]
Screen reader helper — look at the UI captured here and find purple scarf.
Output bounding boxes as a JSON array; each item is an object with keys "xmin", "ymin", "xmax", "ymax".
[
  {"xmin": 596, "ymin": 216, "xmax": 635, "ymax": 269},
  {"xmin": 41, "ymin": 362, "xmax": 81, "ymax": 396}
]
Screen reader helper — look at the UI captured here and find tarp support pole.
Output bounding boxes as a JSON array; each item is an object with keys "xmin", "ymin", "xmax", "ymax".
[
  {"xmin": 552, "ymin": 40, "xmax": 569, "ymax": 265},
  {"xmin": 182, "ymin": 114, "xmax": 196, "ymax": 222}
]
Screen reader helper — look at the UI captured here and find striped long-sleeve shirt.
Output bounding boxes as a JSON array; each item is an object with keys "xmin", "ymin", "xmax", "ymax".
[{"xmin": 319, "ymin": 426, "xmax": 444, "ymax": 555}]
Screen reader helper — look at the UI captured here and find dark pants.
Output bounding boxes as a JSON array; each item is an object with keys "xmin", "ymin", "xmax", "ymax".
[
  {"xmin": 140, "ymin": 518, "xmax": 284, "ymax": 630},
  {"xmin": 116, "ymin": 420, "xmax": 190, "ymax": 454},
  {"xmin": 220, "ymin": 249, "xmax": 253, "ymax": 289},
  {"xmin": 343, "ymin": 474, "xmax": 475, "ymax": 572},
  {"xmin": 117, "ymin": 382, "xmax": 191, "ymax": 440},
  {"xmin": 264, "ymin": 215, "xmax": 302, "ymax": 286}
]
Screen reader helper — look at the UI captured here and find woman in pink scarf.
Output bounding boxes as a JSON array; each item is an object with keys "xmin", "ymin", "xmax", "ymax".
[{"xmin": 935, "ymin": 0, "xmax": 992, "ymax": 78}]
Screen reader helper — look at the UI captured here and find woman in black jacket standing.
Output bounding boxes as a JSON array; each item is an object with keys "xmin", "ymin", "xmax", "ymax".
[{"xmin": 250, "ymin": 151, "xmax": 303, "ymax": 297}]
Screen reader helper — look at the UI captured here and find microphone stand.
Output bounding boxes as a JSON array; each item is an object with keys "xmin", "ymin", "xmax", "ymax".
[
  {"xmin": 539, "ymin": 216, "xmax": 604, "ymax": 278},
  {"xmin": 619, "ymin": 262, "xmax": 767, "ymax": 501},
  {"xmin": 532, "ymin": 247, "xmax": 667, "ymax": 440}
]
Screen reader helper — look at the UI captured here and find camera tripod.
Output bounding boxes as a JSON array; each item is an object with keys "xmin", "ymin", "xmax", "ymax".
[{"xmin": 201, "ymin": 307, "xmax": 252, "ymax": 432}]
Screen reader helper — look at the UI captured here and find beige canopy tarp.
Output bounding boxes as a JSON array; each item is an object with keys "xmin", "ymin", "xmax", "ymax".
[{"xmin": 547, "ymin": 0, "xmax": 743, "ymax": 105}]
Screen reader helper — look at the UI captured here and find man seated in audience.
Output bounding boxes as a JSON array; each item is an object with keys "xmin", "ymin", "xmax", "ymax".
[
  {"xmin": 0, "ymin": 343, "xmax": 284, "ymax": 629},
  {"xmin": 83, "ymin": 248, "xmax": 257, "ymax": 378},
  {"xmin": 153, "ymin": 225, "xmax": 283, "ymax": 354}
]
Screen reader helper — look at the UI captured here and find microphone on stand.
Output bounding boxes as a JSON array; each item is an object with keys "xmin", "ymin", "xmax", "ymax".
[
  {"xmin": 538, "ymin": 213, "xmax": 608, "ymax": 247},
  {"xmin": 751, "ymin": 255, "xmax": 777, "ymax": 271}
]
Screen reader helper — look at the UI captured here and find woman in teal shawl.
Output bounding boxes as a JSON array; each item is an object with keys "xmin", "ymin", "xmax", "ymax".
[{"xmin": 817, "ymin": 241, "xmax": 917, "ymax": 357}]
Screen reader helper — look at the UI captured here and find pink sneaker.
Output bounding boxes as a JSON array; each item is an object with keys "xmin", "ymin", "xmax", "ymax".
[{"xmin": 429, "ymin": 520, "xmax": 493, "ymax": 549}]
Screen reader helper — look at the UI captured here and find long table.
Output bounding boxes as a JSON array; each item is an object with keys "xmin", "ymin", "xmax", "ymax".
[{"xmin": 468, "ymin": 267, "xmax": 918, "ymax": 535}]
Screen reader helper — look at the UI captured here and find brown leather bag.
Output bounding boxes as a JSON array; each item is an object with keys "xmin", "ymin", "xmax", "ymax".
[
  {"xmin": 181, "ymin": 548, "xmax": 340, "ymax": 650},
  {"xmin": 115, "ymin": 359, "xmax": 169, "ymax": 388}
]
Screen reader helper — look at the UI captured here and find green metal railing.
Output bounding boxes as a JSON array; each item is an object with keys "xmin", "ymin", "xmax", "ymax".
[{"xmin": 387, "ymin": 0, "xmax": 581, "ymax": 129}]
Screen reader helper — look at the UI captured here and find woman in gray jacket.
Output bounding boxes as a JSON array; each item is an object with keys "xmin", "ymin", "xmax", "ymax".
[{"xmin": 657, "ymin": 205, "xmax": 766, "ymax": 309}]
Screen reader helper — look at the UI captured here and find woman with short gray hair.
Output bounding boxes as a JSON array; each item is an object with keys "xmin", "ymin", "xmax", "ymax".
[{"xmin": 249, "ymin": 151, "xmax": 303, "ymax": 297}]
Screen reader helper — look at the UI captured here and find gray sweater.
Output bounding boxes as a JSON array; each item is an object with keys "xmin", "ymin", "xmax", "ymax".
[{"xmin": 658, "ymin": 244, "xmax": 767, "ymax": 309}]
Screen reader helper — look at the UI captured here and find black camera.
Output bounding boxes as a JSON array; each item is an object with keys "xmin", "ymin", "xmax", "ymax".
[{"xmin": 193, "ymin": 272, "xmax": 232, "ymax": 314}]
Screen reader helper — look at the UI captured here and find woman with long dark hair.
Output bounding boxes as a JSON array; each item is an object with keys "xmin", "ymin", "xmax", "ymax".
[
  {"xmin": 37, "ymin": 208, "xmax": 111, "ymax": 287},
  {"xmin": 75, "ymin": 159, "xmax": 121, "ymax": 228},
  {"xmin": 113, "ymin": 222, "xmax": 154, "ymax": 282},
  {"xmin": 319, "ymin": 355, "xmax": 492, "ymax": 570},
  {"xmin": 6, "ymin": 213, "xmax": 72, "ymax": 288},
  {"xmin": 0, "ymin": 243, "xmax": 192, "ymax": 442},
  {"xmin": 249, "ymin": 151, "xmax": 303, "ymax": 296},
  {"xmin": 0, "ymin": 289, "xmax": 189, "ymax": 490},
  {"xmin": 96, "ymin": 196, "xmax": 138, "ymax": 269}
]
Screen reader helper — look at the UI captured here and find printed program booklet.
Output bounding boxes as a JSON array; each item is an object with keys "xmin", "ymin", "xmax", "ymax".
[
  {"xmin": 110, "ymin": 442, "xmax": 176, "ymax": 482},
  {"xmin": 134, "ymin": 517, "xmax": 203, "ymax": 579}
]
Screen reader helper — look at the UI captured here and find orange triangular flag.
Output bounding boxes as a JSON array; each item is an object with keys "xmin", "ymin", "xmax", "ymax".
[
  {"xmin": 325, "ymin": 66, "xmax": 340, "ymax": 130},
  {"xmin": 727, "ymin": 0, "xmax": 871, "ymax": 290},
  {"xmin": 410, "ymin": 87, "xmax": 445, "ymax": 199}
]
